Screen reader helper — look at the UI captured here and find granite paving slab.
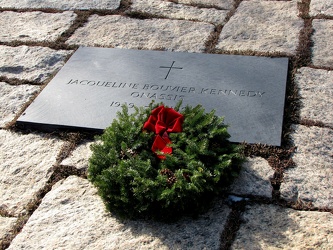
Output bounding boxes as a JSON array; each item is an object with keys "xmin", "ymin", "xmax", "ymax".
[
  {"xmin": 216, "ymin": 1, "xmax": 303, "ymax": 54},
  {"xmin": 231, "ymin": 204, "xmax": 333, "ymax": 249},
  {"xmin": 8, "ymin": 176, "xmax": 231, "ymax": 249},
  {"xmin": 60, "ymin": 141, "xmax": 94, "ymax": 170},
  {"xmin": 296, "ymin": 67, "xmax": 333, "ymax": 126},
  {"xmin": 0, "ymin": 11, "xmax": 76, "ymax": 43},
  {"xmin": 0, "ymin": 82, "xmax": 40, "ymax": 128},
  {"xmin": 0, "ymin": 0, "xmax": 120, "ymax": 10},
  {"xmin": 0, "ymin": 45, "xmax": 72, "ymax": 83},
  {"xmin": 311, "ymin": 20, "xmax": 333, "ymax": 68},
  {"xmin": 280, "ymin": 125, "xmax": 333, "ymax": 209},
  {"xmin": 177, "ymin": 0, "xmax": 234, "ymax": 9},
  {"xmin": 0, "ymin": 216, "xmax": 16, "ymax": 242},
  {"xmin": 310, "ymin": 0, "xmax": 333, "ymax": 16},
  {"xmin": 0, "ymin": 130, "xmax": 64, "ymax": 216},
  {"xmin": 0, "ymin": 0, "xmax": 332, "ymax": 248},
  {"xmin": 66, "ymin": 15, "xmax": 214, "ymax": 52},
  {"xmin": 128, "ymin": 0, "xmax": 229, "ymax": 24},
  {"xmin": 229, "ymin": 157, "xmax": 273, "ymax": 199}
]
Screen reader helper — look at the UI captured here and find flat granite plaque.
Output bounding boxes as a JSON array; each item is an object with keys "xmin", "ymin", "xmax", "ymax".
[{"xmin": 17, "ymin": 47, "xmax": 288, "ymax": 146}]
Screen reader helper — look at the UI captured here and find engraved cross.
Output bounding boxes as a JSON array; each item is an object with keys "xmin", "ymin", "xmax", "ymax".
[{"xmin": 159, "ymin": 61, "xmax": 183, "ymax": 79}]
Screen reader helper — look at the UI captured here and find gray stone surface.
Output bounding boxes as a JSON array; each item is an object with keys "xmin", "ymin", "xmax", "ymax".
[
  {"xmin": 0, "ymin": 11, "xmax": 76, "ymax": 43},
  {"xmin": 0, "ymin": 130, "xmax": 63, "ymax": 216},
  {"xmin": 17, "ymin": 47, "xmax": 288, "ymax": 146},
  {"xmin": 280, "ymin": 125, "xmax": 333, "ymax": 209},
  {"xmin": 0, "ymin": 0, "xmax": 120, "ymax": 10},
  {"xmin": 231, "ymin": 204, "xmax": 333, "ymax": 249},
  {"xmin": 311, "ymin": 20, "xmax": 333, "ymax": 68},
  {"xmin": 128, "ymin": 0, "xmax": 228, "ymax": 24},
  {"xmin": 0, "ymin": 216, "xmax": 16, "ymax": 242},
  {"xmin": 310, "ymin": 0, "xmax": 333, "ymax": 16},
  {"xmin": 177, "ymin": 0, "xmax": 234, "ymax": 9},
  {"xmin": 229, "ymin": 157, "xmax": 273, "ymax": 198},
  {"xmin": 296, "ymin": 67, "xmax": 333, "ymax": 126},
  {"xmin": 61, "ymin": 141, "xmax": 93, "ymax": 170},
  {"xmin": 216, "ymin": 1, "xmax": 303, "ymax": 54},
  {"xmin": 0, "ymin": 82, "xmax": 40, "ymax": 128},
  {"xmin": 0, "ymin": 45, "xmax": 72, "ymax": 83},
  {"xmin": 66, "ymin": 15, "xmax": 214, "ymax": 52},
  {"xmin": 8, "ymin": 176, "xmax": 231, "ymax": 249}
]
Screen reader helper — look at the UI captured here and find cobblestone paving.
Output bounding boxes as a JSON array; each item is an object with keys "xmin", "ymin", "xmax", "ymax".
[{"xmin": 0, "ymin": 0, "xmax": 332, "ymax": 249}]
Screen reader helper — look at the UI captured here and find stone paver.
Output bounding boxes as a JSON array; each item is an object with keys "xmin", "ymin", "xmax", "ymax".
[
  {"xmin": 66, "ymin": 15, "xmax": 214, "ymax": 52},
  {"xmin": 311, "ymin": 20, "xmax": 333, "ymax": 68},
  {"xmin": 229, "ymin": 157, "xmax": 273, "ymax": 199},
  {"xmin": 61, "ymin": 141, "xmax": 93, "ymax": 170},
  {"xmin": 8, "ymin": 176, "xmax": 231, "ymax": 249},
  {"xmin": 216, "ymin": 1, "xmax": 303, "ymax": 54},
  {"xmin": 0, "ymin": 0, "xmax": 120, "ymax": 10},
  {"xmin": 280, "ymin": 125, "xmax": 333, "ymax": 209},
  {"xmin": 231, "ymin": 204, "xmax": 333, "ymax": 249},
  {"xmin": 0, "ymin": 11, "xmax": 76, "ymax": 43},
  {"xmin": 0, "ymin": 45, "xmax": 72, "ymax": 83},
  {"xmin": 0, "ymin": 216, "xmax": 16, "ymax": 242},
  {"xmin": 296, "ymin": 67, "xmax": 333, "ymax": 126},
  {"xmin": 0, "ymin": 0, "xmax": 332, "ymax": 248},
  {"xmin": 310, "ymin": 0, "xmax": 333, "ymax": 16},
  {"xmin": 128, "ymin": 0, "xmax": 229, "ymax": 24},
  {"xmin": 0, "ymin": 130, "xmax": 63, "ymax": 216},
  {"xmin": 0, "ymin": 82, "xmax": 40, "ymax": 128},
  {"xmin": 177, "ymin": 0, "xmax": 234, "ymax": 9}
]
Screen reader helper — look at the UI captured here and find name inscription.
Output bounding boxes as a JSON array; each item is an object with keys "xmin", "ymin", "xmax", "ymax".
[{"xmin": 66, "ymin": 79, "xmax": 266, "ymax": 103}]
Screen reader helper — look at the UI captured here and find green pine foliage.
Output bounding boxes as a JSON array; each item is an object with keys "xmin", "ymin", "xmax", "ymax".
[{"xmin": 88, "ymin": 103, "xmax": 244, "ymax": 220}]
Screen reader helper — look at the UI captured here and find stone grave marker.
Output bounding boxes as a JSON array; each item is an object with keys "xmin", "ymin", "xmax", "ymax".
[{"xmin": 17, "ymin": 47, "xmax": 288, "ymax": 145}]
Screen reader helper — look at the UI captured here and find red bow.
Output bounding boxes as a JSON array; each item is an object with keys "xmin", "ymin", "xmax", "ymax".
[{"xmin": 143, "ymin": 106, "xmax": 184, "ymax": 159}]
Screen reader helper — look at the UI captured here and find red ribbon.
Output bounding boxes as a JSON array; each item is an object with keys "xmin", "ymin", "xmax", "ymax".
[{"xmin": 143, "ymin": 106, "xmax": 184, "ymax": 159}]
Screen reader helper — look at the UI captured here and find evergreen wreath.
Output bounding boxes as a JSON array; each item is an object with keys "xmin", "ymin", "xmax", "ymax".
[{"xmin": 88, "ymin": 102, "xmax": 244, "ymax": 220}]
